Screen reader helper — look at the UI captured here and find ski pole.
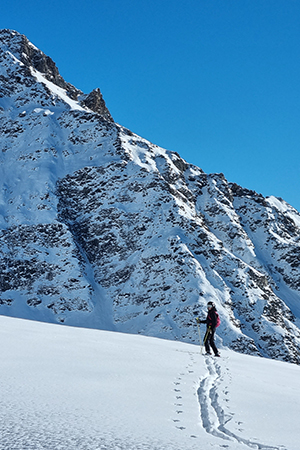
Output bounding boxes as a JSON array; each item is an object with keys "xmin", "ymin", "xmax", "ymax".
[
  {"xmin": 201, "ymin": 327, "xmax": 211, "ymax": 355},
  {"xmin": 196, "ymin": 321, "xmax": 202, "ymax": 354}
]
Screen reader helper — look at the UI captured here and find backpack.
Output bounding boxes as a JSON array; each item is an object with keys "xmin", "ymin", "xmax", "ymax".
[{"xmin": 215, "ymin": 312, "xmax": 221, "ymax": 328}]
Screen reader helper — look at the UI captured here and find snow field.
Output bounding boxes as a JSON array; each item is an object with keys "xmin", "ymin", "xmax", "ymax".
[{"xmin": 0, "ymin": 316, "xmax": 299, "ymax": 450}]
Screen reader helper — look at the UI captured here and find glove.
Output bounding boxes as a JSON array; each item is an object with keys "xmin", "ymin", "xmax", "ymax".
[{"xmin": 196, "ymin": 317, "xmax": 200, "ymax": 324}]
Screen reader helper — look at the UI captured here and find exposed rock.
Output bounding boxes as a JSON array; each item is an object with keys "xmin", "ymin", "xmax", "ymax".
[
  {"xmin": 1, "ymin": 29, "xmax": 300, "ymax": 363},
  {"xmin": 80, "ymin": 88, "xmax": 113, "ymax": 121},
  {"xmin": 0, "ymin": 28, "xmax": 113, "ymax": 119}
]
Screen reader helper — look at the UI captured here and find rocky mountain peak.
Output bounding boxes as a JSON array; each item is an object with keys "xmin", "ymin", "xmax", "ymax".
[
  {"xmin": 1, "ymin": 30, "xmax": 300, "ymax": 364},
  {"xmin": 0, "ymin": 29, "xmax": 113, "ymax": 119}
]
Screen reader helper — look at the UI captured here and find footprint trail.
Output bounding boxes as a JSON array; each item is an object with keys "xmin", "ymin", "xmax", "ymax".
[{"xmin": 197, "ymin": 356, "xmax": 287, "ymax": 450}]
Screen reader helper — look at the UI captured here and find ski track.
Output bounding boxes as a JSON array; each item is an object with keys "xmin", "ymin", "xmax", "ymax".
[{"xmin": 197, "ymin": 355, "xmax": 287, "ymax": 450}]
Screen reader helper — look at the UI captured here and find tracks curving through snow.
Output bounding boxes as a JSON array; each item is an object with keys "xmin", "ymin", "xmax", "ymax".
[{"xmin": 197, "ymin": 355, "xmax": 287, "ymax": 450}]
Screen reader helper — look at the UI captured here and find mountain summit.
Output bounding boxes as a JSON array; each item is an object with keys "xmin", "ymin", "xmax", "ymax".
[
  {"xmin": 0, "ymin": 29, "xmax": 113, "ymax": 119},
  {"xmin": 1, "ymin": 29, "xmax": 300, "ymax": 363}
]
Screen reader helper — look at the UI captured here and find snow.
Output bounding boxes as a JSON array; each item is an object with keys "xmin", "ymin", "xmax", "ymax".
[
  {"xmin": 1, "ymin": 28, "xmax": 300, "ymax": 369},
  {"xmin": 267, "ymin": 195, "xmax": 300, "ymax": 228},
  {"xmin": 0, "ymin": 315, "xmax": 299, "ymax": 450},
  {"xmin": 30, "ymin": 68, "xmax": 86, "ymax": 112}
]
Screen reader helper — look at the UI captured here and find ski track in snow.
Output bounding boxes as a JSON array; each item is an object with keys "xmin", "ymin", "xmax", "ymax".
[{"xmin": 197, "ymin": 355, "xmax": 287, "ymax": 450}]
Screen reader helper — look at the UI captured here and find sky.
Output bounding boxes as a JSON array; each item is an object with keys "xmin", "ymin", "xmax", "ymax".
[{"xmin": 1, "ymin": 0, "xmax": 300, "ymax": 211}]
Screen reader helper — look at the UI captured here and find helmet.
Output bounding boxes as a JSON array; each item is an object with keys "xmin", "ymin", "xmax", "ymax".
[{"xmin": 207, "ymin": 301, "xmax": 215, "ymax": 308}]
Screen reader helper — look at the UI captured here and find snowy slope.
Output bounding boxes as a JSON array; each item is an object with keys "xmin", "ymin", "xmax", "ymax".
[
  {"xmin": 1, "ymin": 29, "xmax": 300, "ymax": 364},
  {"xmin": 0, "ymin": 315, "xmax": 299, "ymax": 450}
]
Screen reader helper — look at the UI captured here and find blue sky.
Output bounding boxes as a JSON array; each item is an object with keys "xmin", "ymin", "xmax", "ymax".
[{"xmin": 2, "ymin": 0, "xmax": 300, "ymax": 211}]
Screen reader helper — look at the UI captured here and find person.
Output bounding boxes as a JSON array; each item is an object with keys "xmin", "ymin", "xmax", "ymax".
[{"xmin": 196, "ymin": 301, "xmax": 220, "ymax": 357}]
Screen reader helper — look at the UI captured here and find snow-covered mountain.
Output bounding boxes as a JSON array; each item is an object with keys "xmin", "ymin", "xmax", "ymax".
[
  {"xmin": 1, "ymin": 315, "xmax": 300, "ymax": 450},
  {"xmin": 1, "ymin": 29, "xmax": 300, "ymax": 363}
]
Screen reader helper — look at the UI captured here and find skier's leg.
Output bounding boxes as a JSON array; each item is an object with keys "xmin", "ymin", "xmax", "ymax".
[
  {"xmin": 209, "ymin": 330, "xmax": 219, "ymax": 355},
  {"xmin": 204, "ymin": 329, "xmax": 211, "ymax": 354}
]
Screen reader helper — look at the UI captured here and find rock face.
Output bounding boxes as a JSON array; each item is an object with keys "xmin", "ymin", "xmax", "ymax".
[
  {"xmin": 0, "ymin": 29, "xmax": 112, "ymax": 119},
  {"xmin": 1, "ymin": 29, "xmax": 300, "ymax": 363}
]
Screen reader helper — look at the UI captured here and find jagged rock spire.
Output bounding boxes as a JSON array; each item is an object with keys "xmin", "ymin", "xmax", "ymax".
[{"xmin": 80, "ymin": 88, "xmax": 113, "ymax": 121}]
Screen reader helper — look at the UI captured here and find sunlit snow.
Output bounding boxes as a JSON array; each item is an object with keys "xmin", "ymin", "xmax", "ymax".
[
  {"xmin": 30, "ymin": 68, "xmax": 86, "ymax": 112},
  {"xmin": 0, "ymin": 315, "xmax": 299, "ymax": 450}
]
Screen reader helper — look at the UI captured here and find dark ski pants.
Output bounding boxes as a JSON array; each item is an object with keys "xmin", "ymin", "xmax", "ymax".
[{"xmin": 204, "ymin": 328, "xmax": 218, "ymax": 355}]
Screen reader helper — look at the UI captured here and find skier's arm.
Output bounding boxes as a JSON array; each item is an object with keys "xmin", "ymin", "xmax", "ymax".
[{"xmin": 196, "ymin": 317, "xmax": 207, "ymax": 324}]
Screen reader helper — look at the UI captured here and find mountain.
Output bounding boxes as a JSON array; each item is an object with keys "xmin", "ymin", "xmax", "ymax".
[
  {"xmin": 1, "ymin": 315, "xmax": 300, "ymax": 450},
  {"xmin": 1, "ymin": 29, "xmax": 300, "ymax": 363}
]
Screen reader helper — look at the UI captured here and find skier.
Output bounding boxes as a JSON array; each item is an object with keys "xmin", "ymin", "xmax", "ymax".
[{"xmin": 196, "ymin": 301, "xmax": 220, "ymax": 357}]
